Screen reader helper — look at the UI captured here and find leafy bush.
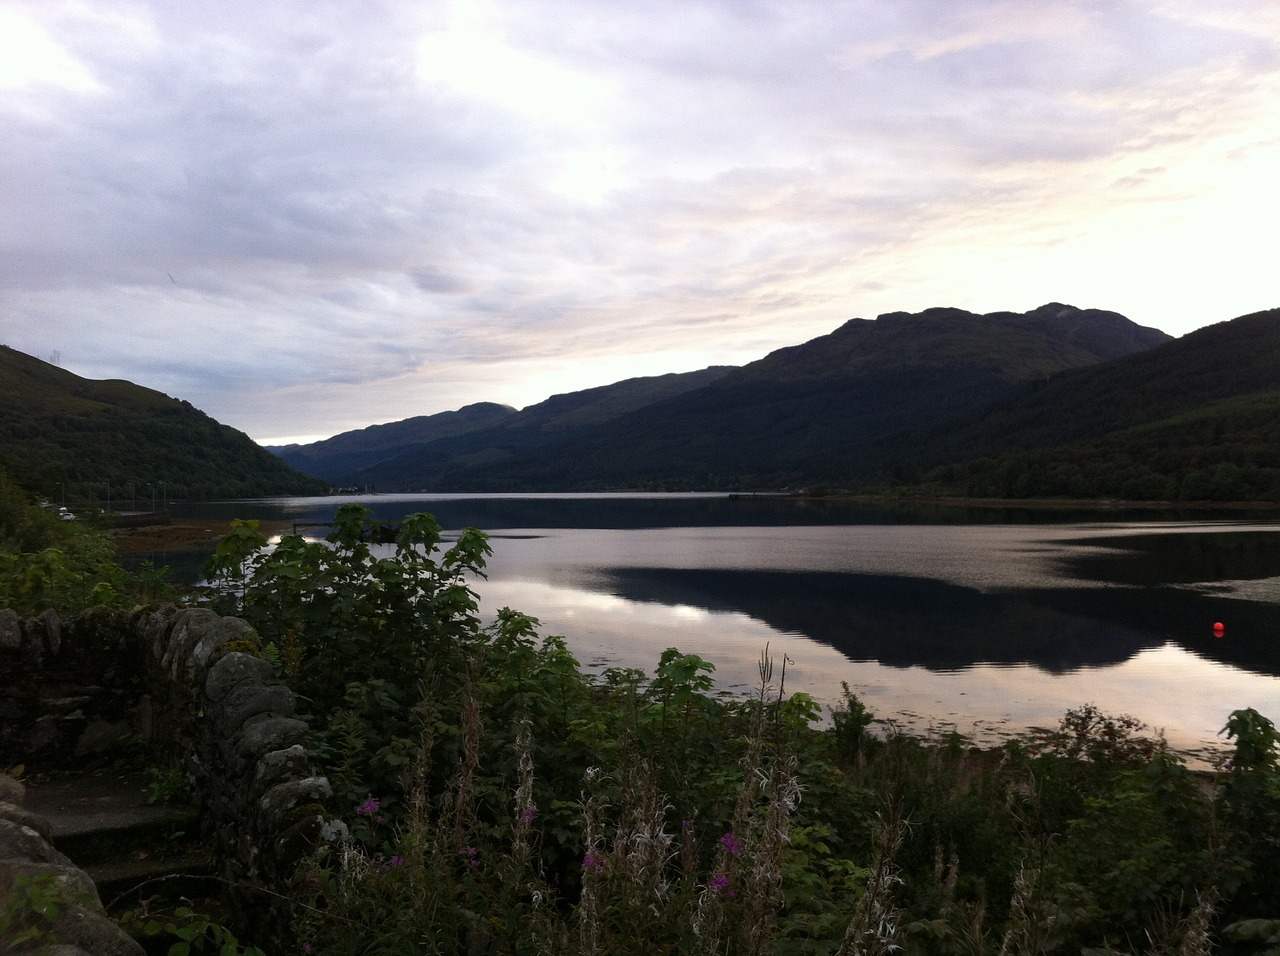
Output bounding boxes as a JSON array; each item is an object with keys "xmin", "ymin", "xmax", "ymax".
[
  {"xmin": 196, "ymin": 511, "xmax": 1280, "ymax": 955},
  {"xmin": 0, "ymin": 468, "xmax": 172, "ymax": 615}
]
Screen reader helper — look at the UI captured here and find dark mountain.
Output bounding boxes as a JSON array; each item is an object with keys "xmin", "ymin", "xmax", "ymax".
[
  {"xmin": 315, "ymin": 366, "xmax": 737, "ymax": 489},
  {"xmin": 895, "ymin": 307, "xmax": 1280, "ymax": 501},
  {"xmin": 366, "ymin": 303, "xmax": 1168, "ymax": 491},
  {"xmin": 0, "ymin": 345, "xmax": 327, "ymax": 501},
  {"xmin": 270, "ymin": 402, "xmax": 517, "ymax": 483}
]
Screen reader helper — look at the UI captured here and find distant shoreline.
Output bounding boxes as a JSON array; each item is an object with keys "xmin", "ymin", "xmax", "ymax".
[
  {"xmin": 110, "ymin": 518, "xmax": 295, "ymax": 555},
  {"xmin": 108, "ymin": 493, "xmax": 1280, "ymax": 556},
  {"xmin": 820, "ymin": 493, "xmax": 1280, "ymax": 512}
]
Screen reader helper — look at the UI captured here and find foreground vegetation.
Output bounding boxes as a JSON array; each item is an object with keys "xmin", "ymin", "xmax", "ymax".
[
  {"xmin": 0, "ymin": 471, "xmax": 172, "ymax": 615},
  {"xmin": 4, "ymin": 483, "xmax": 1279, "ymax": 954},
  {"xmin": 203, "ymin": 506, "xmax": 1280, "ymax": 955}
]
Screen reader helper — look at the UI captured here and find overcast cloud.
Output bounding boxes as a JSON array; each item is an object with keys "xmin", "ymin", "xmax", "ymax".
[{"xmin": 2, "ymin": 0, "xmax": 1278, "ymax": 443}]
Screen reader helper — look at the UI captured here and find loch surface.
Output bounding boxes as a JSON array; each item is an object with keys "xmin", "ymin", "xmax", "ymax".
[{"xmin": 173, "ymin": 494, "xmax": 1280, "ymax": 762}]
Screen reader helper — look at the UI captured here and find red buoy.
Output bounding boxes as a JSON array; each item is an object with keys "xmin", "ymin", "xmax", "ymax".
[{"xmin": 1213, "ymin": 621, "xmax": 1225, "ymax": 637}]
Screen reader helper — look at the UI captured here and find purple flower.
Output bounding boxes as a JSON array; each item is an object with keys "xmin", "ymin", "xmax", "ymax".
[
  {"xmin": 520, "ymin": 808, "xmax": 536, "ymax": 823},
  {"xmin": 710, "ymin": 873, "xmax": 736, "ymax": 897},
  {"xmin": 719, "ymin": 832, "xmax": 745, "ymax": 855},
  {"xmin": 356, "ymin": 797, "xmax": 381, "ymax": 818},
  {"xmin": 458, "ymin": 846, "xmax": 479, "ymax": 867},
  {"xmin": 582, "ymin": 851, "xmax": 607, "ymax": 874}
]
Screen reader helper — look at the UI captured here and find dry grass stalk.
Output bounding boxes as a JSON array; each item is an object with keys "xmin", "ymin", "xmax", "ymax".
[
  {"xmin": 442, "ymin": 675, "xmax": 484, "ymax": 846},
  {"xmin": 1176, "ymin": 889, "xmax": 1219, "ymax": 956},
  {"xmin": 836, "ymin": 804, "xmax": 907, "ymax": 956},
  {"xmin": 995, "ymin": 862, "xmax": 1052, "ymax": 956},
  {"xmin": 577, "ymin": 766, "xmax": 607, "ymax": 956}
]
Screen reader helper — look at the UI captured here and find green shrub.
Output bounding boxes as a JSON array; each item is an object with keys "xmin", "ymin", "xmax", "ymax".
[{"xmin": 198, "ymin": 512, "xmax": 1277, "ymax": 955}]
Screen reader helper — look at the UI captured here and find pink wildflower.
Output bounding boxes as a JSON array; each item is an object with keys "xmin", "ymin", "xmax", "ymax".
[
  {"xmin": 719, "ymin": 832, "xmax": 745, "ymax": 855},
  {"xmin": 710, "ymin": 873, "xmax": 736, "ymax": 897}
]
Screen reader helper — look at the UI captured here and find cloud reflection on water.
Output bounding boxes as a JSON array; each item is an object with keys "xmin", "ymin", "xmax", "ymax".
[
  {"xmin": 474, "ymin": 522, "xmax": 1280, "ymax": 766},
  {"xmin": 476, "ymin": 573, "xmax": 1274, "ymax": 764}
]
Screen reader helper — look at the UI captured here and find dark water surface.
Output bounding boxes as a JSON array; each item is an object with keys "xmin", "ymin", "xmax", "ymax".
[{"xmin": 169, "ymin": 494, "xmax": 1280, "ymax": 762}]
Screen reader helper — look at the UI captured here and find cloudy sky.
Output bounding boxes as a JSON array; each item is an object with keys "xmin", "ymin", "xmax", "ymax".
[{"xmin": 2, "ymin": 1, "xmax": 1278, "ymax": 445}]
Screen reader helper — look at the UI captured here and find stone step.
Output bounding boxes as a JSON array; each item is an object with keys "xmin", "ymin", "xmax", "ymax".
[
  {"xmin": 89, "ymin": 848, "xmax": 218, "ymax": 911},
  {"xmin": 21, "ymin": 770, "xmax": 215, "ymax": 907}
]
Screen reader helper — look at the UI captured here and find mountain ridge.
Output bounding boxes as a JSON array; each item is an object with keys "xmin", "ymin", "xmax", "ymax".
[
  {"xmin": 298, "ymin": 303, "xmax": 1175, "ymax": 492},
  {"xmin": 0, "ymin": 345, "xmax": 327, "ymax": 501},
  {"xmin": 18, "ymin": 301, "xmax": 1279, "ymax": 504}
]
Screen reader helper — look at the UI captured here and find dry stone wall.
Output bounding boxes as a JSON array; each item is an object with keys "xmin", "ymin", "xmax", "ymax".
[
  {"xmin": 0, "ymin": 773, "xmax": 144, "ymax": 955},
  {"xmin": 1, "ymin": 604, "xmax": 346, "ymax": 953}
]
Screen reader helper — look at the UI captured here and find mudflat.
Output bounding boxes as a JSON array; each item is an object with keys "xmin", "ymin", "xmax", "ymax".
[{"xmin": 111, "ymin": 519, "xmax": 295, "ymax": 555}]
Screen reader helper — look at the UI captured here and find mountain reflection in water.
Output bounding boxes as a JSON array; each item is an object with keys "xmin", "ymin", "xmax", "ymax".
[
  {"xmin": 168, "ymin": 496, "xmax": 1280, "ymax": 762},
  {"xmin": 594, "ymin": 566, "xmax": 1280, "ymax": 677}
]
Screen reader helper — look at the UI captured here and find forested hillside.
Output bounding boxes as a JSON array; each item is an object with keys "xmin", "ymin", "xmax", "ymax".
[
  {"xmin": 0, "ymin": 346, "xmax": 328, "ymax": 502},
  {"xmin": 270, "ymin": 401, "xmax": 517, "ymax": 483},
  {"xmin": 333, "ymin": 366, "xmax": 737, "ymax": 490},
  {"xmin": 895, "ymin": 308, "xmax": 1280, "ymax": 500},
  {"xmin": 327, "ymin": 303, "xmax": 1167, "ymax": 491}
]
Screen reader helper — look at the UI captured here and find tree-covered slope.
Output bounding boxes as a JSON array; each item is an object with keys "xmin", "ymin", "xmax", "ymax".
[
  {"xmin": 270, "ymin": 402, "xmax": 518, "ymax": 483},
  {"xmin": 396, "ymin": 303, "xmax": 1170, "ymax": 491},
  {"xmin": 0, "ymin": 345, "xmax": 328, "ymax": 501},
  {"xmin": 893, "ymin": 308, "xmax": 1280, "ymax": 500},
  {"xmin": 328, "ymin": 366, "xmax": 737, "ymax": 490}
]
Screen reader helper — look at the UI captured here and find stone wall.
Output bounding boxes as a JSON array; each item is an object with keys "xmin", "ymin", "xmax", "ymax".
[
  {"xmin": 0, "ymin": 773, "xmax": 143, "ymax": 955},
  {"xmin": 1, "ymin": 604, "xmax": 345, "ymax": 953},
  {"xmin": 0, "ymin": 607, "xmax": 146, "ymax": 773}
]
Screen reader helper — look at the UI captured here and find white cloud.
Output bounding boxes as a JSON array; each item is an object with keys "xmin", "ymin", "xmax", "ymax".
[{"xmin": 2, "ymin": 0, "xmax": 1278, "ymax": 442}]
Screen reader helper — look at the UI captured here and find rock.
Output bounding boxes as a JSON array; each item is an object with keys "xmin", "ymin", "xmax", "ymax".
[
  {"xmin": 73, "ymin": 718, "xmax": 133, "ymax": 757},
  {"xmin": 36, "ymin": 609, "xmax": 61, "ymax": 656},
  {"xmin": 0, "ymin": 802, "xmax": 52, "ymax": 843},
  {"xmin": 258, "ymin": 777, "xmax": 332, "ymax": 830},
  {"xmin": 220, "ymin": 682, "xmax": 296, "ymax": 732},
  {"xmin": 184, "ymin": 616, "xmax": 257, "ymax": 685},
  {"xmin": 0, "ymin": 817, "xmax": 70, "ymax": 865},
  {"xmin": 0, "ymin": 608, "xmax": 22, "ymax": 651},
  {"xmin": 161, "ymin": 609, "xmax": 221, "ymax": 680},
  {"xmin": 249, "ymin": 745, "xmax": 312, "ymax": 801},
  {"xmin": 0, "ymin": 774, "xmax": 22, "ymax": 805},
  {"xmin": 235, "ymin": 717, "xmax": 309, "ymax": 761},
  {"xmin": 205, "ymin": 651, "xmax": 274, "ymax": 703}
]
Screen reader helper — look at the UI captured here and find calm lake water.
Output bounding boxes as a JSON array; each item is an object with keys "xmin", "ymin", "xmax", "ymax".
[{"xmin": 167, "ymin": 494, "xmax": 1280, "ymax": 764}]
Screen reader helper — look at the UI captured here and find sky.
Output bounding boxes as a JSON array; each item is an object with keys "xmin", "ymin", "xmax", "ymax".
[{"xmin": 2, "ymin": 1, "xmax": 1278, "ymax": 445}]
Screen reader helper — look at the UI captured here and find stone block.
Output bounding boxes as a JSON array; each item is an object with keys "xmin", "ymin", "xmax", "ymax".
[
  {"xmin": 221, "ymin": 682, "xmax": 296, "ymax": 732},
  {"xmin": 36, "ymin": 608, "xmax": 61, "ymax": 656},
  {"xmin": 235, "ymin": 717, "xmax": 309, "ymax": 761},
  {"xmin": 249, "ymin": 745, "xmax": 311, "ymax": 800},
  {"xmin": 0, "ymin": 801, "xmax": 52, "ymax": 842},
  {"xmin": 186, "ymin": 616, "xmax": 258, "ymax": 683},
  {"xmin": 258, "ymin": 776, "xmax": 332, "ymax": 831},
  {"xmin": 161, "ymin": 609, "xmax": 221, "ymax": 680},
  {"xmin": 205, "ymin": 652, "xmax": 275, "ymax": 703},
  {"xmin": 0, "ymin": 607, "xmax": 22, "ymax": 651},
  {"xmin": 0, "ymin": 817, "xmax": 70, "ymax": 865}
]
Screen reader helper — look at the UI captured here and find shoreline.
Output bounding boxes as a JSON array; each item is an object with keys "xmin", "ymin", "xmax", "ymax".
[{"xmin": 110, "ymin": 518, "xmax": 296, "ymax": 555}]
